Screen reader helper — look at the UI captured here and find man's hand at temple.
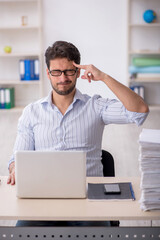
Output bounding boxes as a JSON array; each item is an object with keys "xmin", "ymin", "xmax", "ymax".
[
  {"xmin": 73, "ymin": 62, "xmax": 105, "ymax": 82},
  {"xmin": 73, "ymin": 62, "xmax": 149, "ymax": 113}
]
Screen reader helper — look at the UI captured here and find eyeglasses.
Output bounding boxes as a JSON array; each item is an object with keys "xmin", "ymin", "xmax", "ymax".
[{"xmin": 49, "ymin": 68, "xmax": 78, "ymax": 77}]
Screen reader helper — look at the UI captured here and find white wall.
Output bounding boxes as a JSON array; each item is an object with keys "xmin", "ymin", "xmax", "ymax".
[
  {"xmin": 42, "ymin": 0, "xmax": 128, "ymax": 98},
  {"xmin": 1, "ymin": 0, "xmax": 159, "ymax": 180}
]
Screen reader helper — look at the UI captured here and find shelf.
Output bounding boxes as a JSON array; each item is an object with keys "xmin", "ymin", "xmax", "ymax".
[
  {"xmin": 0, "ymin": 52, "xmax": 40, "ymax": 57},
  {"xmin": 0, "ymin": 107, "xmax": 23, "ymax": 113},
  {"xmin": 129, "ymin": 51, "xmax": 160, "ymax": 55},
  {"xmin": 0, "ymin": 0, "xmax": 38, "ymax": 2},
  {"xmin": 130, "ymin": 77, "xmax": 160, "ymax": 83},
  {"xmin": 0, "ymin": 0, "xmax": 42, "ymax": 112},
  {"xmin": 0, "ymin": 80, "xmax": 40, "ymax": 85},
  {"xmin": 129, "ymin": 23, "xmax": 160, "ymax": 27},
  {"xmin": 0, "ymin": 26, "xmax": 39, "ymax": 30},
  {"xmin": 128, "ymin": 0, "xmax": 160, "ymax": 106},
  {"xmin": 149, "ymin": 105, "xmax": 160, "ymax": 111}
]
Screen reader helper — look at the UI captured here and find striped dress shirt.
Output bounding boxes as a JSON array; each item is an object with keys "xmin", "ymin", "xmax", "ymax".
[{"xmin": 9, "ymin": 89, "xmax": 148, "ymax": 176}]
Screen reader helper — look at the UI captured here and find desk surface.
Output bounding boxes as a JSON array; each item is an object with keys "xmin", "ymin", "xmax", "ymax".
[{"xmin": 0, "ymin": 176, "xmax": 160, "ymax": 221}]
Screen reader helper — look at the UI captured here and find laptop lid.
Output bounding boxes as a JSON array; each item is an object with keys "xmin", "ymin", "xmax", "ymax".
[{"xmin": 15, "ymin": 151, "xmax": 86, "ymax": 199}]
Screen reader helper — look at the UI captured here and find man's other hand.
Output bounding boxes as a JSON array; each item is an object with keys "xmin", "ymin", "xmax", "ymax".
[
  {"xmin": 7, "ymin": 162, "xmax": 15, "ymax": 185},
  {"xmin": 73, "ymin": 62, "xmax": 105, "ymax": 83}
]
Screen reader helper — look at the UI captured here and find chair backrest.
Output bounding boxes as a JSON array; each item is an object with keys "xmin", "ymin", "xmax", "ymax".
[{"xmin": 101, "ymin": 150, "xmax": 115, "ymax": 177}]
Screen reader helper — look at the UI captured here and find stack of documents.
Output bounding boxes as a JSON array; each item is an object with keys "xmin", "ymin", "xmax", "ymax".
[{"xmin": 139, "ymin": 128, "xmax": 160, "ymax": 211}]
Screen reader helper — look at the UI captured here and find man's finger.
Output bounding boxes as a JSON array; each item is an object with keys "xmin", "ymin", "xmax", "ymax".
[
  {"xmin": 11, "ymin": 174, "xmax": 15, "ymax": 185},
  {"xmin": 73, "ymin": 62, "xmax": 87, "ymax": 70},
  {"xmin": 7, "ymin": 173, "xmax": 15, "ymax": 185},
  {"xmin": 81, "ymin": 73, "xmax": 92, "ymax": 83},
  {"xmin": 7, "ymin": 175, "xmax": 11, "ymax": 184}
]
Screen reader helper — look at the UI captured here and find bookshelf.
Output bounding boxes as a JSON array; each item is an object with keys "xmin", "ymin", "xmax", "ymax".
[
  {"xmin": 0, "ymin": 0, "xmax": 43, "ymax": 111},
  {"xmin": 127, "ymin": 0, "xmax": 160, "ymax": 107}
]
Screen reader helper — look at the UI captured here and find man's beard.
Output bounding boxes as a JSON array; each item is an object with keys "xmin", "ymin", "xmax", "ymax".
[{"xmin": 51, "ymin": 80, "xmax": 76, "ymax": 96}]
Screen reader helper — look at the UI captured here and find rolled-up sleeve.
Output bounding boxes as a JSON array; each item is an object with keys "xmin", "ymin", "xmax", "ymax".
[{"xmin": 95, "ymin": 98, "xmax": 149, "ymax": 126}]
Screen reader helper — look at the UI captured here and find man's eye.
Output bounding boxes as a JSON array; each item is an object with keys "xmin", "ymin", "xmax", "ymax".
[
  {"xmin": 65, "ymin": 70, "xmax": 76, "ymax": 75},
  {"xmin": 50, "ymin": 70, "xmax": 61, "ymax": 76}
]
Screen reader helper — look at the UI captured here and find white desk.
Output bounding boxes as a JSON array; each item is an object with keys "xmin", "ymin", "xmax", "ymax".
[{"xmin": 0, "ymin": 176, "xmax": 160, "ymax": 240}]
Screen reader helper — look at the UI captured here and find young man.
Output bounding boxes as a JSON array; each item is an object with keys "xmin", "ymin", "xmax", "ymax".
[{"xmin": 8, "ymin": 41, "xmax": 149, "ymax": 185}]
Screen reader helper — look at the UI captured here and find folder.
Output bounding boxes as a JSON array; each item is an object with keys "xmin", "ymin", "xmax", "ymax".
[
  {"xmin": 19, "ymin": 59, "xmax": 40, "ymax": 81},
  {"xmin": 34, "ymin": 59, "xmax": 39, "ymax": 80},
  {"xmin": 0, "ymin": 88, "xmax": 5, "ymax": 109},
  {"xmin": 130, "ymin": 86, "xmax": 144, "ymax": 99},
  {"xmin": 4, "ymin": 88, "xmax": 15, "ymax": 109},
  {"xmin": 24, "ymin": 59, "xmax": 31, "ymax": 80},
  {"xmin": 19, "ymin": 60, "xmax": 25, "ymax": 80},
  {"xmin": 88, "ymin": 182, "xmax": 135, "ymax": 201},
  {"xmin": 30, "ymin": 60, "xmax": 35, "ymax": 80}
]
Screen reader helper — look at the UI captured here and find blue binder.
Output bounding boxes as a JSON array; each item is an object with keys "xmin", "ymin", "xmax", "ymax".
[
  {"xmin": 24, "ymin": 59, "xmax": 31, "ymax": 80},
  {"xmin": 30, "ymin": 60, "xmax": 35, "ymax": 80}
]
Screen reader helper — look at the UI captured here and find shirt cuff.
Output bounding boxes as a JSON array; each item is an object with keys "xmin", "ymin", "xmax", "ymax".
[{"xmin": 126, "ymin": 109, "xmax": 149, "ymax": 126}]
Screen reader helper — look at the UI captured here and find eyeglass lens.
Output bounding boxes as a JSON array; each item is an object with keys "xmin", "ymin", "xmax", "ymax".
[{"xmin": 50, "ymin": 69, "xmax": 77, "ymax": 76}]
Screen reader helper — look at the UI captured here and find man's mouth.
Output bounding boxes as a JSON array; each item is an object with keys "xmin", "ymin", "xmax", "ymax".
[{"xmin": 57, "ymin": 81, "xmax": 72, "ymax": 86}]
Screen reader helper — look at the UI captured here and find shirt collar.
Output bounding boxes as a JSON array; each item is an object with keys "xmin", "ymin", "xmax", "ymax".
[
  {"xmin": 40, "ymin": 89, "xmax": 86, "ymax": 106},
  {"xmin": 39, "ymin": 91, "xmax": 53, "ymax": 105},
  {"xmin": 73, "ymin": 89, "xmax": 86, "ymax": 103}
]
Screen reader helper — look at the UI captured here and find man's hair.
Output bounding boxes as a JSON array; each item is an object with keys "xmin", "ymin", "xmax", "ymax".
[{"xmin": 45, "ymin": 41, "xmax": 81, "ymax": 69}]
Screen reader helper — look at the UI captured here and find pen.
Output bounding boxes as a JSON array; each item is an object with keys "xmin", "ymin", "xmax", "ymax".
[{"xmin": 129, "ymin": 182, "xmax": 136, "ymax": 201}]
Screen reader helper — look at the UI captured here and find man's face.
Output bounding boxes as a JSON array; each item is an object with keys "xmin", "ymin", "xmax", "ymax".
[{"xmin": 47, "ymin": 58, "xmax": 80, "ymax": 96}]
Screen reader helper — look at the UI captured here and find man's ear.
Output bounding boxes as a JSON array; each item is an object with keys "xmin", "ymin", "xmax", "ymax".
[
  {"xmin": 46, "ymin": 68, "xmax": 50, "ymax": 79},
  {"xmin": 77, "ymin": 68, "xmax": 81, "ymax": 78}
]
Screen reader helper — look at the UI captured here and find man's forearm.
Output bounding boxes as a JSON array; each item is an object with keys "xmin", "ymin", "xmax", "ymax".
[{"xmin": 102, "ymin": 74, "xmax": 149, "ymax": 113}]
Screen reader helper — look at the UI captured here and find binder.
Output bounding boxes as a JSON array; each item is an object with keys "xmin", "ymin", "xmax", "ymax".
[
  {"xmin": 19, "ymin": 59, "xmax": 40, "ymax": 81},
  {"xmin": 34, "ymin": 59, "xmax": 39, "ymax": 80},
  {"xmin": 88, "ymin": 182, "xmax": 135, "ymax": 201},
  {"xmin": 30, "ymin": 60, "xmax": 35, "ymax": 80},
  {"xmin": 19, "ymin": 60, "xmax": 25, "ymax": 80},
  {"xmin": 0, "ymin": 88, "xmax": 5, "ymax": 109},
  {"xmin": 139, "ymin": 86, "xmax": 144, "ymax": 98},
  {"xmin": 130, "ymin": 85, "xmax": 144, "ymax": 99},
  {"xmin": 4, "ymin": 88, "xmax": 15, "ymax": 109},
  {"xmin": 134, "ymin": 86, "xmax": 139, "ymax": 95},
  {"xmin": 24, "ymin": 59, "xmax": 31, "ymax": 80}
]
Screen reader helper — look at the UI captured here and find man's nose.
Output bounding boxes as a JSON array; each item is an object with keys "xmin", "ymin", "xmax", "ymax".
[{"xmin": 59, "ymin": 72, "xmax": 67, "ymax": 81}]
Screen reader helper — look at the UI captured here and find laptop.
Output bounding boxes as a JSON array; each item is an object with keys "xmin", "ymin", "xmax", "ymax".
[{"xmin": 15, "ymin": 151, "xmax": 86, "ymax": 199}]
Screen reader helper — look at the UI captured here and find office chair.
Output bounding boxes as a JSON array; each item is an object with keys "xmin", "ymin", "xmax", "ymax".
[
  {"xmin": 101, "ymin": 150, "xmax": 119, "ymax": 227},
  {"xmin": 101, "ymin": 150, "xmax": 115, "ymax": 177}
]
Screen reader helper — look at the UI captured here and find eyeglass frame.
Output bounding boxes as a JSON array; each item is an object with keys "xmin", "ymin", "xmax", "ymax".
[{"xmin": 49, "ymin": 68, "xmax": 78, "ymax": 77}]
